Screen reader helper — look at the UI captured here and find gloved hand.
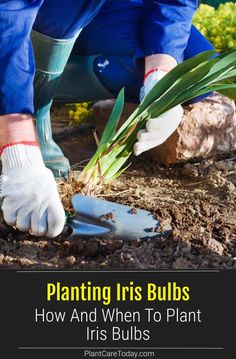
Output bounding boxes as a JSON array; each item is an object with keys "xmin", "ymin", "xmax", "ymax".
[
  {"xmin": 134, "ymin": 69, "xmax": 183, "ymax": 156},
  {"xmin": 0, "ymin": 143, "xmax": 65, "ymax": 237}
]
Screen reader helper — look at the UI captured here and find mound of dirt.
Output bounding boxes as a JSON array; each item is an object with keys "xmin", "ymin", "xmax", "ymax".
[{"xmin": 0, "ymin": 104, "xmax": 235, "ymax": 269}]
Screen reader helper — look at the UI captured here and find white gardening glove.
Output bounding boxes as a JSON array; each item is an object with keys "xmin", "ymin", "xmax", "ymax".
[
  {"xmin": 134, "ymin": 69, "xmax": 183, "ymax": 156},
  {"xmin": 0, "ymin": 144, "xmax": 65, "ymax": 237}
]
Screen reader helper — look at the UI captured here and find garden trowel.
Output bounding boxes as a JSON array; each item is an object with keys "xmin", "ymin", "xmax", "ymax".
[{"xmin": 67, "ymin": 194, "xmax": 172, "ymax": 240}]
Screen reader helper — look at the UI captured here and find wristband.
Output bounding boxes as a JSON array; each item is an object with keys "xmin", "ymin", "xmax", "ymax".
[
  {"xmin": 0, "ymin": 141, "xmax": 39, "ymax": 156},
  {"xmin": 144, "ymin": 67, "xmax": 168, "ymax": 83},
  {"xmin": 1, "ymin": 143, "xmax": 44, "ymax": 171}
]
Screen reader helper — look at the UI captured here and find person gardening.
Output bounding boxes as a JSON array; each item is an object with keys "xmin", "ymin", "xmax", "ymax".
[{"xmin": 0, "ymin": 0, "xmax": 214, "ymax": 238}]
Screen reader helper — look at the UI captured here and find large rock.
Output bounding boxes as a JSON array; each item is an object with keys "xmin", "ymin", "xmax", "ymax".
[{"xmin": 93, "ymin": 93, "xmax": 236, "ymax": 165}]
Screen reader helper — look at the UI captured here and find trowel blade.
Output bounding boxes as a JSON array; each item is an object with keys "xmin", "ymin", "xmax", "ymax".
[{"xmin": 68, "ymin": 194, "xmax": 172, "ymax": 240}]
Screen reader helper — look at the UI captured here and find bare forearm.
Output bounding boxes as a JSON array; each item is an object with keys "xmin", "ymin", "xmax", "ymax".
[{"xmin": 0, "ymin": 114, "xmax": 36, "ymax": 147}]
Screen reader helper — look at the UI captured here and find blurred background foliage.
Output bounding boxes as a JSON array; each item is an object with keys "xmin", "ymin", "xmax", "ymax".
[{"xmin": 194, "ymin": 2, "xmax": 236, "ymax": 51}]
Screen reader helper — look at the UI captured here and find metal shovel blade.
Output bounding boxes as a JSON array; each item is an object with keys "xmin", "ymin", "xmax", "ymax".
[{"xmin": 67, "ymin": 194, "xmax": 172, "ymax": 240}]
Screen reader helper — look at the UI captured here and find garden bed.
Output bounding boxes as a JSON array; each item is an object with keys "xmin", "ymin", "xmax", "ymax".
[{"xmin": 0, "ymin": 104, "xmax": 235, "ymax": 270}]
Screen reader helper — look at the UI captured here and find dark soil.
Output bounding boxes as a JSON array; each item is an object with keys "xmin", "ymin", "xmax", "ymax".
[{"xmin": 0, "ymin": 104, "xmax": 236, "ymax": 269}]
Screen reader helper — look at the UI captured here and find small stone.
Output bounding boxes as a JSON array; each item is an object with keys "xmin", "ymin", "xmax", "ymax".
[
  {"xmin": 172, "ymin": 257, "xmax": 194, "ymax": 269},
  {"xmin": 0, "ymin": 253, "xmax": 4, "ymax": 264},
  {"xmin": 65, "ymin": 256, "xmax": 76, "ymax": 267},
  {"xmin": 200, "ymin": 226, "xmax": 206, "ymax": 234},
  {"xmin": 207, "ymin": 238, "xmax": 225, "ymax": 256}
]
